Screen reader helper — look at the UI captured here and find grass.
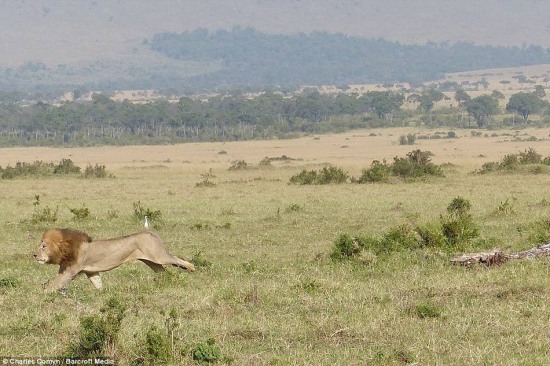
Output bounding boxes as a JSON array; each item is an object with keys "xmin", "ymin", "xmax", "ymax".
[{"xmin": 1, "ymin": 127, "xmax": 550, "ymax": 364}]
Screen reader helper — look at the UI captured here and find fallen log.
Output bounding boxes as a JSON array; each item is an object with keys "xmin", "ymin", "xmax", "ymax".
[{"xmin": 451, "ymin": 243, "xmax": 550, "ymax": 267}]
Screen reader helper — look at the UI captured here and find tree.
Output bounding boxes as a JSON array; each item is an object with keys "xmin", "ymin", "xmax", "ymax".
[
  {"xmin": 454, "ymin": 90, "xmax": 471, "ymax": 108},
  {"xmin": 361, "ymin": 91, "xmax": 404, "ymax": 119},
  {"xmin": 533, "ymin": 85, "xmax": 546, "ymax": 98},
  {"xmin": 506, "ymin": 92, "xmax": 547, "ymax": 122},
  {"xmin": 466, "ymin": 95, "xmax": 499, "ymax": 127},
  {"xmin": 418, "ymin": 89, "xmax": 444, "ymax": 112}
]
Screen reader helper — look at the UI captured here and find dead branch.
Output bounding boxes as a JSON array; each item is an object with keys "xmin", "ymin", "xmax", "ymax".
[{"xmin": 451, "ymin": 243, "xmax": 550, "ymax": 267}]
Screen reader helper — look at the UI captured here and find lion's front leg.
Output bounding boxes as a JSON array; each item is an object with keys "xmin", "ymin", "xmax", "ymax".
[
  {"xmin": 47, "ymin": 268, "xmax": 79, "ymax": 293},
  {"xmin": 85, "ymin": 272, "xmax": 103, "ymax": 290}
]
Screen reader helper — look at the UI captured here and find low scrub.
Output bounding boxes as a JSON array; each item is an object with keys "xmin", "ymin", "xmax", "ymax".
[
  {"xmin": 358, "ymin": 150, "xmax": 443, "ymax": 183},
  {"xmin": 477, "ymin": 148, "xmax": 550, "ymax": 174},
  {"xmin": 332, "ymin": 197, "xmax": 480, "ymax": 260},
  {"xmin": 0, "ymin": 159, "xmax": 112, "ymax": 179},
  {"xmin": 192, "ymin": 338, "xmax": 223, "ymax": 364},
  {"xmin": 289, "ymin": 165, "xmax": 349, "ymax": 185},
  {"xmin": 66, "ymin": 297, "xmax": 126, "ymax": 358}
]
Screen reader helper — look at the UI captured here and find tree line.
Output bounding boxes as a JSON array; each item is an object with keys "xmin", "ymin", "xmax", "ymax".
[{"xmin": 0, "ymin": 87, "xmax": 548, "ymax": 147}]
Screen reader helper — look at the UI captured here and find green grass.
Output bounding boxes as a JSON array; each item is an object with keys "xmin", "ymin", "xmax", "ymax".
[{"xmin": 1, "ymin": 148, "xmax": 550, "ymax": 364}]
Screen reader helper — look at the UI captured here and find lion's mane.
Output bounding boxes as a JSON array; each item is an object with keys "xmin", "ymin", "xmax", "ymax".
[{"xmin": 42, "ymin": 228, "xmax": 92, "ymax": 268}]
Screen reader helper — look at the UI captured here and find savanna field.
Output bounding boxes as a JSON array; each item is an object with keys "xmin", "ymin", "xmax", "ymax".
[{"xmin": 1, "ymin": 127, "xmax": 550, "ymax": 365}]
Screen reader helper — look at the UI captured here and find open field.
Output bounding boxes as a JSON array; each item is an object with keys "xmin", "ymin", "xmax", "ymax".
[{"xmin": 1, "ymin": 127, "xmax": 550, "ymax": 364}]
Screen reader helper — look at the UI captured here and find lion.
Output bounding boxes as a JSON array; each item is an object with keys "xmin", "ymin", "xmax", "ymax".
[{"xmin": 33, "ymin": 228, "xmax": 195, "ymax": 292}]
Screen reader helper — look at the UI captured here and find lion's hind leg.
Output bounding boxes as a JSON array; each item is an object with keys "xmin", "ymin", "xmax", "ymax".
[
  {"xmin": 171, "ymin": 256, "xmax": 195, "ymax": 271},
  {"xmin": 85, "ymin": 272, "xmax": 103, "ymax": 290},
  {"xmin": 139, "ymin": 259, "xmax": 166, "ymax": 272}
]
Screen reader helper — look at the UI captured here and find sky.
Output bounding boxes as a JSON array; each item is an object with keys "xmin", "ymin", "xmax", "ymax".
[{"xmin": 1, "ymin": 0, "xmax": 549, "ymax": 67}]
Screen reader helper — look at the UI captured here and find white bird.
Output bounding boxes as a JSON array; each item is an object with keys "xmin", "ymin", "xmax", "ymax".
[{"xmin": 144, "ymin": 215, "xmax": 151, "ymax": 229}]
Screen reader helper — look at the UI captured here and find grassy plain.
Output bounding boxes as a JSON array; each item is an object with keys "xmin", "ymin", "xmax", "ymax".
[{"xmin": 1, "ymin": 127, "xmax": 550, "ymax": 365}]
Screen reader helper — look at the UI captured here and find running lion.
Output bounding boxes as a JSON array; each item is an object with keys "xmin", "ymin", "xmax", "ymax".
[{"xmin": 33, "ymin": 228, "xmax": 195, "ymax": 292}]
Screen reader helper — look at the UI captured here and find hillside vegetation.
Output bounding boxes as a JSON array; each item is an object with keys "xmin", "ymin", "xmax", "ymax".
[
  {"xmin": 3, "ymin": 27, "xmax": 550, "ymax": 92},
  {"xmin": 150, "ymin": 27, "xmax": 550, "ymax": 88}
]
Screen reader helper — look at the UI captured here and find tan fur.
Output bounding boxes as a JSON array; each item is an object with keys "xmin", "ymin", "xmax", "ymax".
[{"xmin": 33, "ymin": 229, "xmax": 194, "ymax": 292}]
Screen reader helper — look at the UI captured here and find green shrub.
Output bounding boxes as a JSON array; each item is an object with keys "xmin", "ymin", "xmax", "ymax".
[
  {"xmin": 133, "ymin": 201, "xmax": 162, "ymax": 223},
  {"xmin": 84, "ymin": 164, "xmax": 110, "ymax": 178},
  {"xmin": 330, "ymin": 234, "xmax": 363, "ymax": 260},
  {"xmin": 289, "ymin": 169, "xmax": 318, "ymax": 185},
  {"xmin": 478, "ymin": 148, "xmax": 549, "ymax": 174},
  {"xmin": 69, "ymin": 205, "xmax": 90, "ymax": 220},
  {"xmin": 67, "ymin": 297, "xmax": 126, "ymax": 358},
  {"xmin": 289, "ymin": 165, "xmax": 349, "ymax": 185},
  {"xmin": 191, "ymin": 251, "xmax": 212, "ymax": 268},
  {"xmin": 145, "ymin": 327, "xmax": 170, "ymax": 363},
  {"xmin": 54, "ymin": 158, "xmax": 81, "ymax": 174},
  {"xmin": 414, "ymin": 303, "xmax": 442, "ymax": 319},
  {"xmin": 31, "ymin": 206, "xmax": 58, "ymax": 224},
  {"xmin": 357, "ymin": 160, "xmax": 391, "ymax": 183},
  {"xmin": 192, "ymin": 338, "xmax": 222, "ymax": 364},
  {"xmin": 0, "ymin": 276, "xmax": 20, "ymax": 288},
  {"xmin": 368, "ymin": 224, "xmax": 418, "ymax": 254},
  {"xmin": 0, "ymin": 161, "xmax": 54, "ymax": 179},
  {"xmin": 317, "ymin": 166, "xmax": 349, "ymax": 184},
  {"xmin": 519, "ymin": 147, "xmax": 542, "ymax": 165},
  {"xmin": 415, "ymin": 222, "xmax": 446, "ymax": 248},
  {"xmin": 391, "ymin": 150, "xmax": 443, "ymax": 179},
  {"xmin": 440, "ymin": 197, "xmax": 479, "ymax": 247}
]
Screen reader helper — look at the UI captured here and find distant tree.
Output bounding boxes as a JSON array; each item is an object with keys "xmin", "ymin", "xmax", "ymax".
[
  {"xmin": 455, "ymin": 89, "xmax": 472, "ymax": 125},
  {"xmin": 466, "ymin": 95, "xmax": 499, "ymax": 127},
  {"xmin": 361, "ymin": 91, "xmax": 404, "ymax": 119},
  {"xmin": 499, "ymin": 80, "xmax": 511, "ymax": 89},
  {"xmin": 533, "ymin": 85, "xmax": 546, "ymax": 98},
  {"xmin": 512, "ymin": 75, "xmax": 527, "ymax": 84},
  {"xmin": 418, "ymin": 89, "xmax": 444, "ymax": 112},
  {"xmin": 454, "ymin": 90, "xmax": 471, "ymax": 107},
  {"xmin": 506, "ymin": 92, "xmax": 547, "ymax": 122},
  {"xmin": 491, "ymin": 90, "xmax": 505, "ymax": 100}
]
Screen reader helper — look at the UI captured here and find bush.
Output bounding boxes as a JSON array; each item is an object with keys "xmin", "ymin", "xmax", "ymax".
[
  {"xmin": 0, "ymin": 161, "xmax": 54, "ymax": 179},
  {"xmin": 289, "ymin": 165, "xmax": 349, "ymax": 185},
  {"xmin": 67, "ymin": 297, "xmax": 126, "ymax": 358},
  {"xmin": 228, "ymin": 160, "xmax": 248, "ymax": 171},
  {"xmin": 69, "ymin": 205, "xmax": 90, "ymax": 220},
  {"xmin": 31, "ymin": 206, "xmax": 58, "ymax": 224},
  {"xmin": 289, "ymin": 169, "xmax": 318, "ymax": 185},
  {"xmin": 519, "ymin": 147, "xmax": 542, "ymax": 164},
  {"xmin": 145, "ymin": 327, "xmax": 170, "ymax": 363},
  {"xmin": 192, "ymin": 338, "xmax": 222, "ymax": 364},
  {"xmin": 133, "ymin": 201, "xmax": 162, "ymax": 223},
  {"xmin": 398, "ymin": 134, "xmax": 416, "ymax": 145},
  {"xmin": 84, "ymin": 164, "xmax": 109, "ymax": 178},
  {"xmin": 366, "ymin": 224, "xmax": 418, "ymax": 254},
  {"xmin": 54, "ymin": 158, "xmax": 81, "ymax": 174},
  {"xmin": 357, "ymin": 160, "xmax": 391, "ymax": 183},
  {"xmin": 416, "ymin": 222, "xmax": 446, "ymax": 248},
  {"xmin": 391, "ymin": 150, "xmax": 443, "ymax": 179},
  {"xmin": 477, "ymin": 148, "xmax": 549, "ymax": 173},
  {"xmin": 0, "ymin": 276, "xmax": 20, "ymax": 288},
  {"xmin": 440, "ymin": 197, "xmax": 479, "ymax": 247},
  {"xmin": 330, "ymin": 234, "xmax": 363, "ymax": 260}
]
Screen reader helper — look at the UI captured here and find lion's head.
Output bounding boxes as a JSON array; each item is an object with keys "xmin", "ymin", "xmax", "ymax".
[{"xmin": 34, "ymin": 228, "xmax": 92, "ymax": 268}]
